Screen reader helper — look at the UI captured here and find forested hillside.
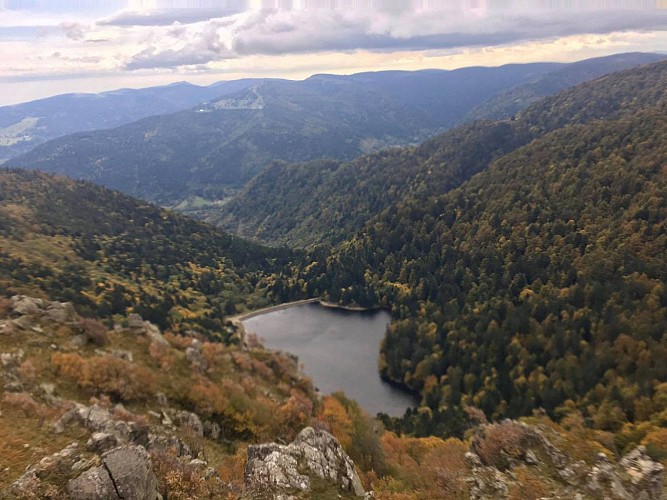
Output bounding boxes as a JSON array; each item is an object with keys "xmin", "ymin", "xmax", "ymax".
[
  {"xmin": 7, "ymin": 54, "xmax": 657, "ymax": 212},
  {"xmin": 266, "ymin": 62, "xmax": 667, "ymax": 439},
  {"xmin": 464, "ymin": 52, "xmax": 665, "ymax": 122},
  {"xmin": 0, "ymin": 80, "xmax": 259, "ymax": 162},
  {"xmin": 0, "ymin": 169, "xmax": 293, "ymax": 340},
  {"xmin": 217, "ymin": 60, "xmax": 667, "ymax": 248}
]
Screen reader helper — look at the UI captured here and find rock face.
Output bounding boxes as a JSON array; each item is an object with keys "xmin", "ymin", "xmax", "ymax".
[
  {"xmin": 9, "ymin": 295, "xmax": 76, "ymax": 324},
  {"xmin": 618, "ymin": 446, "xmax": 664, "ymax": 500},
  {"xmin": 245, "ymin": 427, "xmax": 366, "ymax": 498},
  {"xmin": 466, "ymin": 421, "xmax": 666, "ymax": 500},
  {"xmin": 68, "ymin": 445, "xmax": 159, "ymax": 500}
]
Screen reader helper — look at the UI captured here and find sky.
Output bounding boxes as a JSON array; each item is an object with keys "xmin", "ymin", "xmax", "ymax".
[{"xmin": 0, "ymin": 0, "xmax": 666, "ymax": 106}]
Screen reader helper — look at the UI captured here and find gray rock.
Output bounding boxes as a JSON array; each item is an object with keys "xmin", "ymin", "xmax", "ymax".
[
  {"xmin": 102, "ymin": 445, "xmax": 159, "ymax": 500},
  {"xmin": 155, "ymin": 392, "xmax": 168, "ymax": 407},
  {"xmin": 204, "ymin": 420, "xmax": 221, "ymax": 440},
  {"xmin": 68, "ymin": 445, "xmax": 158, "ymax": 500},
  {"xmin": 145, "ymin": 321, "xmax": 169, "ymax": 346},
  {"xmin": 619, "ymin": 446, "xmax": 665, "ymax": 500},
  {"xmin": 11, "ymin": 295, "xmax": 44, "ymax": 316},
  {"xmin": 12, "ymin": 443, "xmax": 80, "ymax": 495},
  {"xmin": 524, "ymin": 449, "xmax": 539, "ymax": 466},
  {"xmin": 245, "ymin": 427, "xmax": 365, "ymax": 497},
  {"xmin": 44, "ymin": 301, "xmax": 76, "ymax": 323},
  {"xmin": 185, "ymin": 341, "xmax": 207, "ymax": 371},
  {"xmin": 586, "ymin": 452, "xmax": 630, "ymax": 499},
  {"xmin": 174, "ymin": 410, "xmax": 204, "ymax": 437},
  {"xmin": 127, "ymin": 313, "xmax": 144, "ymax": 330},
  {"xmin": 87, "ymin": 432, "xmax": 119, "ymax": 453},
  {"xmin": 68, "ymin": 465, "xmax": 118, "ymax": 500}
]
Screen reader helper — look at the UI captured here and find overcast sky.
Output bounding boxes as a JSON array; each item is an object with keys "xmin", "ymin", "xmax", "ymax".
[{"xmin": 0, "ymin": 0, "xmax": 666, "ymax": 106}]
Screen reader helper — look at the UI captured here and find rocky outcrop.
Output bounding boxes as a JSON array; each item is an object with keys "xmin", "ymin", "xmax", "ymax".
[
  {"xmin": 50, "ymin": 403, "xmax": 149, "ymax": 448},
  {"xmin": 466, "ymin": 421, "xmax": 665, "ymax": 500},
  {"xmin": 11, "ymin": 443, "xmax": 82, "ymax": 496},
  {"xmin": 245, "ymin": 427, "xmax": 365, "ymax": 498},
  {"xmin": 68, "ymin": 445, "xmax": 159, "ymax": 500},
  {"xmin": 9, "ymin": 295, "xmax": 76, "ymax": 325},
  {"xmin": 614, "ymin": 446, "xmax": 663, "ymax": 500},
  {"xmin": 127, "ymin": 313, "xmax": 169, "ymax": 346}
]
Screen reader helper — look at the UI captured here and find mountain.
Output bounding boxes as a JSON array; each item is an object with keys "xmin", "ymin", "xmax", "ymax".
[
  {"xmin": 464, "ymin": 52, "xmax": 666, "ymax": 122},
  {"xmin": 5, "ymin": 63, "xmax": 563, "ymax": 206},
  {"xmin": 216, "ymin": 59, "xmax": 667, "ymax": 248},
  {"xmin": 275, "ymin": 61, "xmax": 667, "ymax": 436},
  {"xmin": 0, "ymin": 168, "xmax": 294, "ymax": 339},
  {"xmin": 0, "ymin": 80, "xmax": 264, "ymax": 163}
]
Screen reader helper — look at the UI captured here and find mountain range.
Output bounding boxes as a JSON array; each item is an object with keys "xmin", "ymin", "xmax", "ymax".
[{"xmin": 6, "ymin": 52, "xmax": 663, "ymax": 209}]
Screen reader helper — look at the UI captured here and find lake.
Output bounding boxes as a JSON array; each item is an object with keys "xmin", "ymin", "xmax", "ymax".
[{"xmin": 242, "ymin": 302, "xmax": 417, "ymax": 417}]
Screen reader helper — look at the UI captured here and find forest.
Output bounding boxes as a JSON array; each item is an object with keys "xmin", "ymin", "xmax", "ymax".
[{"xmin": 265, "ymin": 62, "xmax": 667, "ymax": 443}]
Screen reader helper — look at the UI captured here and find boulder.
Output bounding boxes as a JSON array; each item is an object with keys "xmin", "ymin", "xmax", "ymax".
[
  {"xmin": 68, "ymin": 445, "xmax": 159, "ymax": 500},
  {"xmin": 102, "ymin": 445, "xmax": 159, "ymax": 500},
  {"xmin": 174, "ymin": 410, "xmax": 204, "ymax": 437},
  {"xmin": 87, "ymin": 432, "xmax": 119, "ymax": 454},
  {"xmin": 619, "ymin": 446, "xmax": 665, "ymax": 500},
  {"xmin": 144, "ymin": 321, "xmax": 169, "ymax": 346},
  {"xmin": 127, "ymin": 313, "xmax": 144, "ymax": 330},
  {"xmin": 245, "ymin": 427, "xmax": 365, "ymax": 497},
  {"xmin": 10, "ymin": 295, "xmax": 44, "ymax": 316},
  {"xmin": 43, "ymin": 301, "xmax": 76, "ymax": 323},
  {"xmin": 68, "ymin": 466, "xmax": 118, "ymax": 500}
]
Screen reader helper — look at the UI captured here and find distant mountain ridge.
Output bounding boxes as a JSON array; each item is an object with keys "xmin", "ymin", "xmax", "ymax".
[
  {"xmin": 6, "ymin": 52, "xmax": 663, "ymax": 214},
  {"xmin": 0, "ymin": 79, "xmax": 264, "ymax": 163},
  {"xmin": 6, "ymin": 62, "xmax": 560, "ymax": 204}
]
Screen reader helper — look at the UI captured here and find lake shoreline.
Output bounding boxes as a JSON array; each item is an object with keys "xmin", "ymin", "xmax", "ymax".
[
  {"xmin": 240, "ymin": 300, "xmax": 416, "ymax": 416},
  {"xmin": 232, "ymin": 298, "xmax": 386, "ymax": 342}
]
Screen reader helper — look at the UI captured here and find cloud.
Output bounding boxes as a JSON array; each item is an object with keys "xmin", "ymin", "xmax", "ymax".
[
  {"xmin": 100, "ymin": 7, "xmax": 245, "ymax": 27},
  {"xmin": 59, "ymin": 21, "xmax": 86, "ymax": 40},
  {"xmin": 230, "ymin": 7, "xmax": 667, "ymax": 56},
  {"xmin": 124, "ymin": 20, "xmax": 237, "ymax": 70},
  {"xmin": 118, "ymin": 5, "xmax": 667, "ymax": 70}
]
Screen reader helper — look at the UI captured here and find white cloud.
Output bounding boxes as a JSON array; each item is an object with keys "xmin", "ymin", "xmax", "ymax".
[{"xmin": 0, "ymin": 1, "xmax": 666, "ymax": 104}]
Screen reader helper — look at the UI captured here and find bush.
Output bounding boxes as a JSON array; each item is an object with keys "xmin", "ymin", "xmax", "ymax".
[
  {"xmin": 77, "ymin": 318, "xmax": 108, "ymax": 346},
  {"xmin": 472, "ymin": 422, "xmax": 531, "ymax": 470},
  {"xmin": 52, "ymin": 353, "xmax": 156, "ymax": 402},
  {"xmin": 83, "ymin": 356, "xmax": 156, "ymax": 401}
]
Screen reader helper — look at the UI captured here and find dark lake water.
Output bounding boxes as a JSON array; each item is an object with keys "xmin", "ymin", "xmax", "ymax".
[{"xmin": 242, "ymin": 302, "xmax": 417, "ymax": 417}]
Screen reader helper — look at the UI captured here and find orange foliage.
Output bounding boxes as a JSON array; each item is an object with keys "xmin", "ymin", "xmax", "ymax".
[
  {"xmin": 201, "ymin": 342, "xmax": 224, "ymax": 371},
  {"xmin": 149, "ymin": 340, "xmax": 174, "ymax": 370},
  {"xmin": 317, "ymin": 396, "xmax": 353, "ymax": 449},
  {"xmin": 51, "ymin": 352, "xmax": 87, "ymax": 380},
  {"xmin": 187, "ymin": 379, "xmax": 227, "ymax": 417},
  {"xmin": 164, "ymin": 332, "xmax": 192, "ymax": 351},
  {"xmin": 51, "ymin": 353, "xmax": 156, "ymax": 402},
  {"xmin": 474, "ymin": 422, "xmax": 530, "ymax": 470}
]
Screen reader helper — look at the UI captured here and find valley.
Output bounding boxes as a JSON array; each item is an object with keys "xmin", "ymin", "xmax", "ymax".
[{"xmin": 0, "ymin": 54, "xmax": 665, "ymax": 499}]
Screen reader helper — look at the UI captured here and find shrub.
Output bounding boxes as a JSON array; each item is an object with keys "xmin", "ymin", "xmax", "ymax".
[
  {"xmin": 164, "ymin": 332, "xmax": 192, "ymax": 351},
  {"xmin": 51, "ymin": 352, "xmax": 87, "ymax": 381},
  {"xmin": 187, "ymin": 379, "xmax": 227, "ymax": 418},
  {"xmin": 473, "ymin": 422, "xmax": 531, "ymax": 470},
  {"xmin": 2, "ymin": 392, "xmax": 48, "ymax": 419},
  {"xmin": 83, "ymin": 356, "xmax": 156, "ymax": 401},
  {"xmin": 77, "ymin": 318, "xmax": 108, "ymax": 346},
  {"xmin": 0, "ymin": 296, "xmax": 11, "ymax": 318},
  {"xmin": 52, "ymin": 353, "xmax": 156, "ymax": 402}
]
